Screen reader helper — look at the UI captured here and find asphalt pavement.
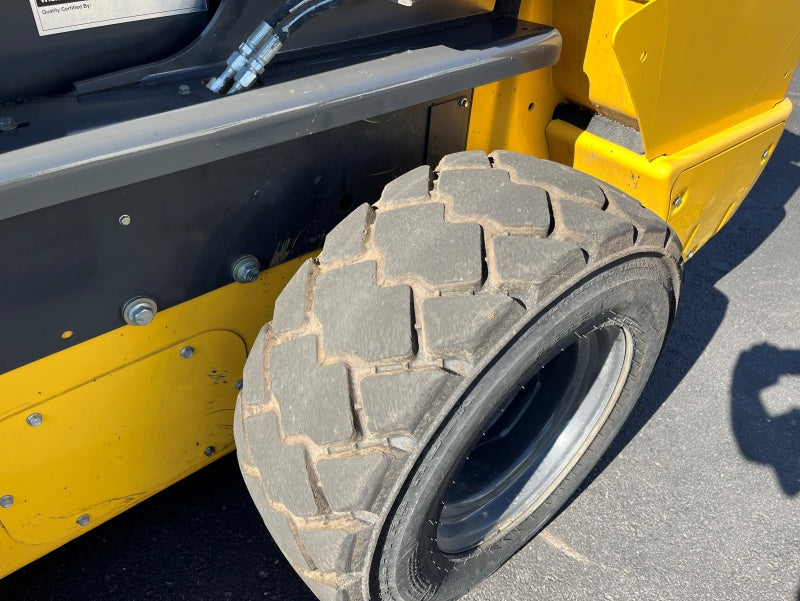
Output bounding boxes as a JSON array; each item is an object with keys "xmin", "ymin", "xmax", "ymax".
[{"xmin": 2, "ymin": 77, "xmax": 798, "ymax": 601}]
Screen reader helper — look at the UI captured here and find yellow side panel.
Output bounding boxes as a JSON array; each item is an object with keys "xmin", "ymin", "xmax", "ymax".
[
  {"xmin": 468, "ymin": 68, "xmax": 563, "ymax": 159},
  {"xmin": 467, "ymin": 1, "xmax": 562, "ymax": 158},
  {"xmin": 548, "ymin": 100, "xmax": 790, "ymax": 257},
  {"xmin": 0, "ymin": 255, "xmax": 310, "ymax": 577},
  {"xmin": 668, "ymin": 124, "xmax": 786, "ymax": 256},
  {"xmin": 614, "ymin": 0, "xmax": 800, "ymax": 159},
  {"xmin": 0, "ymin": 331, "xmax": 244, "ymax": 546},
  {"xmin": 553, "ymin": 0, "xmax": 645, "ymax": 122}
]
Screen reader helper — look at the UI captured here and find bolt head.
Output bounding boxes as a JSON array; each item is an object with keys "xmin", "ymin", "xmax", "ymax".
[
  {"xmin": 672, "ymin": 196, "xmax": 683, "ymax": 207},
  {"xmin": 76, "ymin": 514, "xmax": 90, "ymax": 526},
  {"xmin": 459, "ymin": 98, "xmax": 470, "ymax": 109},
  {"xmin": 178, "ymin": 84, "xmax": 191, "ymax": 96},
  {"xmin": 234, "ymin": 379, "xmax": 244, "ymax": 391},
  {"xmin": 232, "ymin": 255, "xmax": 262, "ymax": 283},
  {"xmin": 204, "ymin": 446, "xmax": 216, "ymax": 457},
  {"xmin": 130, "ymin": 305, "xmax": 155, "ymax": 326},
  {"xmin": 119, "ymin": 214, "xmax": 132, "ymax": 226},
  {"xmin": 762, "ymin": 149, "xmax": 770, "ymax": 160},
  {"xmin": 123, "ymin": 297, "xmax": 157, "ymax": 326},
  {"xmin": 0, "ymin": 116, "xmax": 17, "ymax": 132},
  {"xmin": 26, "ymin": 413, "xmax": 43, "ymax": 427},
  {"xmin": 180, "ymin": 346, "xmax": 195, "ymax": 359},
  {"xmin": 0, "ymin": 495, "xmax": 13, "ymax": 508}
]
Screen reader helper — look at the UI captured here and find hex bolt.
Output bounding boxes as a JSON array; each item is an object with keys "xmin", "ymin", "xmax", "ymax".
[
  {"xmin": 231, "ymin": 255, "xmax": 261, "ymax": 283},
  {"xmin": 762, "ymin": 149, "xmax": 770, "ymax": 160},
  {"xmin": 234, "ymin": 379, "xmax": 244, "ymax": 391},
  {"xmin": 180, "ymin": 346, "xmax": 195, "ymax": 359},
  {"xmin": 459, "ymin": 97, "xmax": 470, "ymax": 109},
  {"xmin": 0, "ymin": 495, "xmax": 13, "ymax": 508},
  {"xmin": 118, "ymin": 214, "xmax": 132, "ymax": 226},
  {"xmin": 76, "ymin": 514, "xmax": 90, "ymax": 526},
  {"xmin": 672, "ymin": 196, "xmax": 683, "ymax": 208},
  {"xmin": 204, "ymin": 446, "xmax": 216, "ymax": 457},
  {"xmin": 122, "ymin": 297, "xmax": 158, "ymax": 326},
  {"xmin": 0, "ymin": 116, "xmax": 17, "ymax": 132},
  {"xmin": 178, "ymin": 84, "xmax": 191, "ymax": 96},
  {"xmin": 26, "ymin": 413, "xmax": 43, "ymax": 427}
]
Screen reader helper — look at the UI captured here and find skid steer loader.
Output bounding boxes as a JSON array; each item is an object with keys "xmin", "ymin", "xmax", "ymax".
[{"xmin": 1, "ymin": 1, "xmax": 798, "ymax": 599}]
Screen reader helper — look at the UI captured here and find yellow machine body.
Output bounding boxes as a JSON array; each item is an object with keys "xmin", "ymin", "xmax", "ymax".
[
  {"xmin": 3, "ymin": 0, "xmax": 800, "ymax": 578},
  {"xmin": 0, "ymin": 256, "xmax": 309, "ymax": 577},
  {"xmin": 469, "ymin": 0, "xmax": 800, "ymax": 258}
]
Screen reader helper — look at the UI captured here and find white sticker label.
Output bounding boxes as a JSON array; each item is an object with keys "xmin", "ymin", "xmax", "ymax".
[{"xmin": 28, "ymin": 0, "xmax": 207, "ymax": 36}]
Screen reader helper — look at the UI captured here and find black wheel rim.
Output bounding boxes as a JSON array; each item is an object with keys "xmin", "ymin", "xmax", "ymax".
[{"xmin": 435, "ymin": 326, "xmax": 629, "ymax": 554}]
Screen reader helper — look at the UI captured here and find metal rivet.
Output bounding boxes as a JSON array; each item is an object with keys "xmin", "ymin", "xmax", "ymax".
[
  {"xmin": 234, "ymin": 379, "xmax": 243, "ymax": 390},
  {"xmin": 119, "ymin": 214, "xmax": 132, "ymax": 226},
  {"xmin": 231, "ymin": 255, "xmax": 261, "ymax": 284},
  {"xmin": 122, "ymin": 297, "xmax": 157, "ymax": 326},
  {"xmin": 762, "ymin": 149, "xmax": 770, "ymax": 160},
  {"xmin": 26, "ymin": 413, "xmax": 43, "ymax": 427},
  {"xmin": 204, "ymin": 446, "xmax": 216, "ymax": 457},
  {"xmin": 178, "ymin": 84, "xmax": 191, "ymax": 96},
  {"xmin": 0, "ymin": 116, "xmax": 17, "ymax": 132},
  {"xmin": 672, "ymin": 196, "xmax": 683, "ymax": 208},
  {"xmin": 76, "ymin": 514, "xmax": 90, "ymax": 526},
  {"xmin": 459, "ymin": 97, "xmax": 470, "ymax": 109},
  {"xmin": 0, "ymin": 495, "xmax": 13, "ymax": 508},
  {"xmin": 180, "ymin": 346, "xmax": 194, "ymax": 359}
]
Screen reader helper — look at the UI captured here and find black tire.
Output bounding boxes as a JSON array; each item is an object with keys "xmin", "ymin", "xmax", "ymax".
[{"xmin": 234, "ymin": 150, "xmax": 682, "ymax": 601}]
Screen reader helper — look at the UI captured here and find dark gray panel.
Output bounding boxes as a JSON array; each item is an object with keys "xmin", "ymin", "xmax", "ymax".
[
  {"xmin": 0, "ymin": 18, "xmax": 561, "ymax": 220},
  {"xmin": 0, "ymin": 93, "xmax": 469, "ymax": 374}
]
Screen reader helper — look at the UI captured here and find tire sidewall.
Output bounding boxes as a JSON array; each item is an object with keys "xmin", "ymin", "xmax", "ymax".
[{"xmin": 375, "ymin": 254, "xmax": 675, "ymax": 601}]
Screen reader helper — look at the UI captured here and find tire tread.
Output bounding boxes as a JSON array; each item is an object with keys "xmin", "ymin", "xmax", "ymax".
[{"xmin": 237, "ymin": 151, "xmax": 682, "ymax": 601}]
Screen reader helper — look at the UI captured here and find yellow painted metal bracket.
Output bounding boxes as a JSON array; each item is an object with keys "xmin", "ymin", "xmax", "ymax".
[
  {"xmin": 548, "ymin": 99, "xmax": 791, "ymax": 257},
  {"xmin": 0, "ymin": 255, "xmax": 310, "ymax": 578},
  {"xmin": 614, "ymin": 0, "xmax": 800, "ymax": 159}
]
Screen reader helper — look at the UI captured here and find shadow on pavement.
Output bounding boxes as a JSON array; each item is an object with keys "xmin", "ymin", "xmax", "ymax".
[
  {"xmin": 731, "ymin": 344, "xmax": 800, "ymax": 496},
  {"xmin": 577, "ymin": 127, "xmax": 800, "ymax": 494}
]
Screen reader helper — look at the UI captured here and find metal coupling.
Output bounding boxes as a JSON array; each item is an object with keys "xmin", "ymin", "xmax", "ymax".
[
  {"xmin": 227, "ymin": 36, "xmax": 284, "ymax": 94},
  {"xmin": 207, "ymin": 22, "xmax": 274, "ymax": 94}
]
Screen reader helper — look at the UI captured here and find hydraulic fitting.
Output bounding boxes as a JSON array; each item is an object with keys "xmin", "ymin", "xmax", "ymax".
[
  {"xmin": 206, "ymin": 21, "xmax": 274, "ymax": 94},
  {"xmin": 227, "ymin": 36, "xmax": 284, "ymax": 94}
]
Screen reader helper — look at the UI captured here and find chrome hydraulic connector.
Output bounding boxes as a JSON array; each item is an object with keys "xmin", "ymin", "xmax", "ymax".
[
  {"xmin": 207, "ymin": 0, "xmax": 357, "ymax": 95},
  {"xmin": 206, "ymin": 21, "xmax": 274, "ymax": 94},
  {"xmin": 226, "ymin": 36, "xmax": 284, "ymax": 95}
]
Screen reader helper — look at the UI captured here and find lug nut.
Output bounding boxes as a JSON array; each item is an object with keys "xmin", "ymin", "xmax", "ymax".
[
  {"xmin": 122, "ymin": 297, "xmax": 157, "ymax": 326},
  {"xmin": 232, "ymin": 255, "xmax": 261, "ymax": 283}
]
